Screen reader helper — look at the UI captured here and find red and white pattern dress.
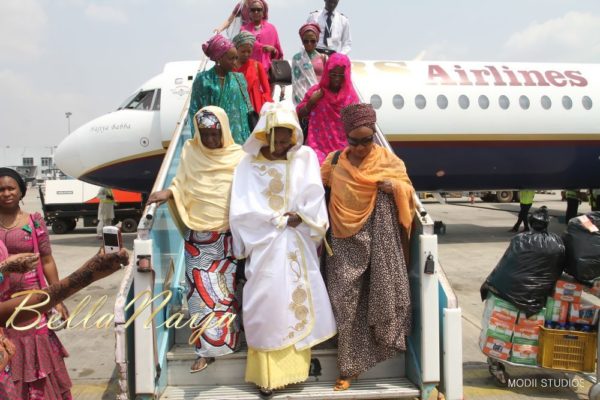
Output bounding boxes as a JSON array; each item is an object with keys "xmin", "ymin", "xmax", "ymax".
[{"xmin": 185, "ymin": 230, "xmax": 241, "ymax": 357}]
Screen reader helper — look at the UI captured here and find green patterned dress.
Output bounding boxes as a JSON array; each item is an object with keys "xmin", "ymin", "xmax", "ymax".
[{"xmin": 189, "ymin": 67, "xmax": 252, "ymax": 144}]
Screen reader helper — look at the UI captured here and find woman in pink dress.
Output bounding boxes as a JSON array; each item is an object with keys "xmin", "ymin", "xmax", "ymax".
[
  {"xmin": 214, "ymin": 0, "xmax": 269, "ymax": 38},
  {"xmin": 296, "ymin": 53, "xmax": 359, "ymax": 164},
  {"xmin": 0, "ymin": 167, "xmax": 72, "ymax": 400},
  {"xmin": 241, "ymin": 0, "xmax": 283, "ymax": 76}
]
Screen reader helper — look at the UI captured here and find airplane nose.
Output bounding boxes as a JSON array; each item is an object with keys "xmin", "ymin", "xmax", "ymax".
[{"xmin": 54, "ymin": 126, "xmax": 85, "ymax": 179}]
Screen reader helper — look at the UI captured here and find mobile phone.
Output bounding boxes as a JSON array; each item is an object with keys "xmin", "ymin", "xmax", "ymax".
[{"xmin": 102, "ymin": 226, "xmax": 122, "ymax": 254}]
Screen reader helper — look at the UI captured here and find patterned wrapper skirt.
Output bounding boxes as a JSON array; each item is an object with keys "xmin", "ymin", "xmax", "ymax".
[
  {"xmin": 326, "ymin": 192, "xmax": 412, "ymax": 377},
  {"xmin": 185, "ymin": 230, "xmax": 241, "ymax": 358}
]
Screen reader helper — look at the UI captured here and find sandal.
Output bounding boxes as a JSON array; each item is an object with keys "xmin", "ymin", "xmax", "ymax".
[
  {"xmin": 189, "ymin": 357, "xmax": 214, "ymax": 373},
  {"xmin": 333, "ymin": 377, "xmax": 352, "ymax": 391}
]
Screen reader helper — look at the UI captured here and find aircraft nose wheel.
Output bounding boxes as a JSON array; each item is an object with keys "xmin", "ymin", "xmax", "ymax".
[{"xmin": 487, "ymin": 357, "xmax": 509, "ymax": 386}]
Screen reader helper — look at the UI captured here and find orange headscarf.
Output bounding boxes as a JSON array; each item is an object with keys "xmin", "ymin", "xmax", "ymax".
[{"xmin": 321, "ymin": 145, "xmax": 415, "ymax": 239}]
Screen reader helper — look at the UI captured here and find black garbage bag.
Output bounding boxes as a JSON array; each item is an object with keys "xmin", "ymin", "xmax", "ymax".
[
  {"xmin": 481, "ymin": 206, "xmax": 565, "ymax": 316},
  {"xmin": 564, "ymin": 212, "xmax": 600, "ymax": 282}
]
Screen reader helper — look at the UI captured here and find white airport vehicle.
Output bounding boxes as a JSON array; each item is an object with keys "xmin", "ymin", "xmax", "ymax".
[{"xmin": 40, "ymin": 180, "xmax": 143, "ymax": 234}]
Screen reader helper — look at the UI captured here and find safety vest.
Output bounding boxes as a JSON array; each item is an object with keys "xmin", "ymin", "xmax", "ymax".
[
  {"xmin": 519, "ymin": 190, "xmax": 535, "ymax": 205},
  {"xmin": 591, "ymin": 189, "xmax": 600, "ymax": 208},
  {"xmin": 565, "ymin": 190, "xmax": 579, "ymax": 200},
  {"xmin": 99, "ymin": 188, "xmax": 116, "ymax": 204}
]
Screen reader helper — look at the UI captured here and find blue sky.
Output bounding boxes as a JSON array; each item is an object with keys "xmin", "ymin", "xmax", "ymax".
[{"xmin": 1, "ymin": 0, "xmax": 600, "ymax": 161}]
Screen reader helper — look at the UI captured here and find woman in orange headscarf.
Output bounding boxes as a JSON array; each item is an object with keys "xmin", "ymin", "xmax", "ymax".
[{"xmin": 321, "ymin": 103, "xmax": 415, "ymax": 391}]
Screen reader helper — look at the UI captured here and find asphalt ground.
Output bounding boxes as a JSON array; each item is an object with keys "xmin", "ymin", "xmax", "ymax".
[{"xmin": 15, "ymin": 189, "xmax": 597, "ymax": 399}]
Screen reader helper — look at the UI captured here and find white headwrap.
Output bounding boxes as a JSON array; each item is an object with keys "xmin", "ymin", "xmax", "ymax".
[{"xmin": 242, "ymin": 101, "xmax": 304, "ymax": 156}]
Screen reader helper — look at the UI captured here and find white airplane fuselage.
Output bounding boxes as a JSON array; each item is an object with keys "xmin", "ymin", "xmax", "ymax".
[{"xmin": 55, "ymin": 60, "xmax": 600, "ymax": 193}]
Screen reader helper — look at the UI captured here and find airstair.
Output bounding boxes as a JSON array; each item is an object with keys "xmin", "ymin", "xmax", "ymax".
[{"xmin": 114, "ymin": 61, "xmax": 464, "ymax": 400}]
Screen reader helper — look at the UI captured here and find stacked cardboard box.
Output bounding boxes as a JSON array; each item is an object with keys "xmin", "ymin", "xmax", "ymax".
[
  {"xmin": 480, "ymin": 294, "xmax": 518, "ymax": 360},
  {"xmin": 511, "ymin": 310, "xmax": 544, "ymax": 365}
]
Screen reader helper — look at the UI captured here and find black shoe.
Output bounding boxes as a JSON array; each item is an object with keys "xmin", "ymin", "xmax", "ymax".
[{"xmin": 259, "ymin": 388, "xmax": 274, "ymax": 399}]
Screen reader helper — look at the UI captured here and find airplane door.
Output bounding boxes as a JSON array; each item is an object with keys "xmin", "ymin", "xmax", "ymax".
[{"xmin": 159, "ymin": 61, "xmax": 201, "ymax": 146}]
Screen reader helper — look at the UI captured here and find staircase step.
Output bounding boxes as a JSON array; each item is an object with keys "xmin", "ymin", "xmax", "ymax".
[
  {"xmin": 160, "ymin": 377, "xmax": 419, "ymax": 399},
  {"xmin": 166, "ymin": 345, "xmax": 405, "ymax": 386}
]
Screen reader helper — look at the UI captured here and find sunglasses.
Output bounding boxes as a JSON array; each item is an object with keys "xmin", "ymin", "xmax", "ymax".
[
  {"xmin": 329, "ymin": 72, "xmax": 345, "ymax": 78},
  {"xmin": 303, "ymin": 39, "xmax": 317, "ymax": 44},
  {"xmin": 250, "ymin": 7, "xmax": 263, "ymax": 12},
  {"xmin": 347, "ymin": 135, "xmax": 374, "ymax": 146}
]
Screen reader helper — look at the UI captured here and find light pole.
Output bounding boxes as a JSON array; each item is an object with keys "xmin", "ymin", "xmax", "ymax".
[{"xmin": 65, "ymin": 112, "xmax": 72, "ymax": 134}]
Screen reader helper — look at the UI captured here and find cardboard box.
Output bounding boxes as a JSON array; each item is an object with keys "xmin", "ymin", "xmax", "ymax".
[
  {"xmin": 517, "ymin": 309, "xmax": 545, "ymax": 328},
  {"xmin": 483, "ymin": 294, "xmax": 519, "ymax": 324},
  {"xmin": 553, "ymin": 280, "xmax": 583, "ymax": 303},
  {"xmin": 480, "ymin": 335, "xmax": 512, "ymax": 361},
  {"xmin": 510, "ymin": 344, "xmax": 539, "ymax": 366},
  {"xmin": 513, "ymin": 325, "xmax": 540, "ymax": 345},
  {"xmin": 482, "ymin": 316, "xmax": 515, "ymax": 342},
  {"xmin": 569, "ymin": 303, "xmax": 600, "ymax": 326},
  {"xmin": 545, "ymin": 297, "xmax": 569, "ymax": 324}
]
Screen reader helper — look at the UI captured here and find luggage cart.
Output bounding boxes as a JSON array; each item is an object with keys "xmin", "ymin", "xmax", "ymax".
[{"xmin": 485, "ymin": 292, "xmax": 600, "ymax": 400}]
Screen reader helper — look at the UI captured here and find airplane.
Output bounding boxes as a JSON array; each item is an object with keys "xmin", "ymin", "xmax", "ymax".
[{"xmin": 54, "ymin": 60, "xmax": 600, "ymax": 193}]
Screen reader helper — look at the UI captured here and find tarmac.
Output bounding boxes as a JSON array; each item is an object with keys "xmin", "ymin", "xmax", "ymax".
[{"xmin": 18, "ymin": 189, "xmax": 596, "ymax": 399}]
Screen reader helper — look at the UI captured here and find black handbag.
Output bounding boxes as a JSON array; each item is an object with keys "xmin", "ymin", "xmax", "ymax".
[
  {"xmin": 268, "ymin": 60, "xmax": 292, "ymax": 86},
  {"xmin": 233, "ymin": 73, "xmax": 259, "ymax": 130}
]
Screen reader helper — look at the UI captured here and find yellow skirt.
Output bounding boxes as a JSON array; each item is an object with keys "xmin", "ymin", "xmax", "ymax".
[{"xmin": 245, "ymin": 345, "xmax": 311, "ymax": 390}]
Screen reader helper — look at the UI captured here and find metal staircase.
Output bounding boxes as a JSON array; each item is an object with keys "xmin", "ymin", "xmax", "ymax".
[{"xmin": 113, "ymin": 62, "xmax": 464, "ymax": 399}]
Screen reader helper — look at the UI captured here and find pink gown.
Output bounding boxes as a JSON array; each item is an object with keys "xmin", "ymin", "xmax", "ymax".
[
  {"xmin": 241, "ymin": 21, "xmax": 283, "ymax": 73},
  {"xmin": 0, "ymin": 213, "xmax": 72, "ymax": 400},
  {"xmin": 296, "ymin": 53, "xmax": 359, "ymax": 164}
]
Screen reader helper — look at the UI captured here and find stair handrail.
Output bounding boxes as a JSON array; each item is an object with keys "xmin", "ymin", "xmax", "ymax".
[{"xmin": 137, "ymin": 56, "xmax": 209, "ymax": 239}]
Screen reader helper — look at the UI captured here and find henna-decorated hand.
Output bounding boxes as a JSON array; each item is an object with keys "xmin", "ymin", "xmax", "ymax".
[
  {"xmin": 92, "ymin": 249, "xmax": 129, "ymax": 280},
  {"xmin": 0, "ymin": 253, "xmax": 39, "ymax": 274},
  {"xmin": 54, "ymin": 302, "xmax": 70, "ymax": 320}
]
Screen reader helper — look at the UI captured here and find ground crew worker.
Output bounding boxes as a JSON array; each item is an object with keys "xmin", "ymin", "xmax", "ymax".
[
  {"xmin": 97, "ymin": 187, "xmax": 115, "ymax": 237},
  {"xmin": 565, "ymin": 190, "xmax": 580, "ymax": 224},
  {"xmin": 589, "ymin": 188, "xmax": 600, "ymax": 211},
  {"xmin": 510, "ymin": 189, "xmax": 535, "ymax": 232}
]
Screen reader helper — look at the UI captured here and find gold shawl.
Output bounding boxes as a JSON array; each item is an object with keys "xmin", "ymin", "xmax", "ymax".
[
  {"xmin": 169, "ymin": 106, "xmax": 244, "ymax": 233},
  {"xmin": 321, "ymin": 145, "xmax": 416, "ymax": 239}
]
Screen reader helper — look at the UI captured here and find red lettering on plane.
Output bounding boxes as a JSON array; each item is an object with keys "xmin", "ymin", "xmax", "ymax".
[{"xmin": 428, "ymin": 65, "xmax": 588, "ymax": 87}]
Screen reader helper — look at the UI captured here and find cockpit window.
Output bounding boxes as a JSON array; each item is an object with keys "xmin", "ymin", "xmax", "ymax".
[{"xmin": 120, "ymin": 90, "xmax": 156, "ymax": 111}]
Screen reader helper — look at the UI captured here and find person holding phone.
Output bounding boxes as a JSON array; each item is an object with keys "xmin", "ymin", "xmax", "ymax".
[
  {"xmin": 148, "ymin": 107, "xmax": 245, "ymax": 374},
  {"xmin": 0, "ymin": 167, "xmax": 71, "ymax": 399},
  {"xmin": 0, "ymin": 241, "xmax": 128, "ymax": 399}
]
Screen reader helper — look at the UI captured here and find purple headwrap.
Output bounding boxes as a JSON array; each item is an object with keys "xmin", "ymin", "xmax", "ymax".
[
  {"xmin": 299, "ymin": 23, "xmax": 321, "ymax": 39},
  {"xmin": 202, "ymin": 34, "xmax": 234, "ymax": 62}
]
